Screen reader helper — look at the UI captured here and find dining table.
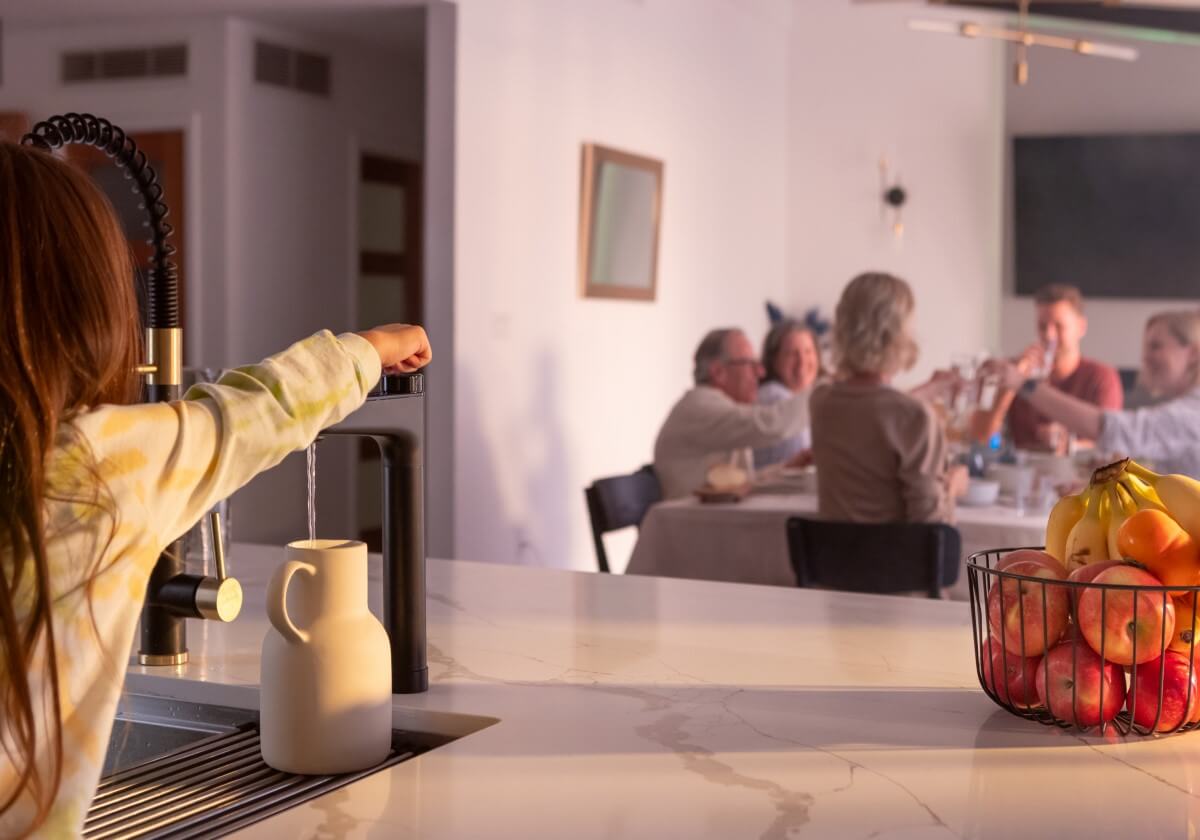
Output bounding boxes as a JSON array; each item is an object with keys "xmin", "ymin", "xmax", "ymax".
[{"xmin": 625, "ymin": 484, "xmax": 1048, "ymax": 600}]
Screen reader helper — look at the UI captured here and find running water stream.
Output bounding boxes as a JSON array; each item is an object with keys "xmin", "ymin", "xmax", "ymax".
[{"xmin": 306, "ymin": 443, "xmax": 316, "ymax": 546}]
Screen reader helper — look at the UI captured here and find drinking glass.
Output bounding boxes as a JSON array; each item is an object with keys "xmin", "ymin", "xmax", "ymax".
[
  {"xmin": 181, "ymin": 367, "xmax": 232, "ymax": 574},
  {"xmin": 948, "ymin": 351, "xmax": 990, "ymax": 443},
  {"xmin": 1012, "ymin": 466, "xmax": 1036, "ymax": 516},
  {"xmin": 1036, "ymin": 338, "xmax": 1058, "ymax": 380}
]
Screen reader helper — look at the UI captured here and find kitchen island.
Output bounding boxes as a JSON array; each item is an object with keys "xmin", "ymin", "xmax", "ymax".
[{"xmin": 124, "ymin": 544, "xmax": 1200, "ymax": 839}]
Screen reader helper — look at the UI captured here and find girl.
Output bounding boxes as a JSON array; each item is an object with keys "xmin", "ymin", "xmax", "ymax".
[{"xmin": 0, "ymin": 141, "xmax": 431, "ymax": 836}]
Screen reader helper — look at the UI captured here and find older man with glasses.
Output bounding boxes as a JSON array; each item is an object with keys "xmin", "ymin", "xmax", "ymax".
[{"xmin": 653, "ymin": 328, "xmax": 810, "ymax": 499}]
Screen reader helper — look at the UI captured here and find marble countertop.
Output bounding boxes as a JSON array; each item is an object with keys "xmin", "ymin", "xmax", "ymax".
[{"xmin": 125, "ymin": 543, "xmax": 1200, "ymax": 839}]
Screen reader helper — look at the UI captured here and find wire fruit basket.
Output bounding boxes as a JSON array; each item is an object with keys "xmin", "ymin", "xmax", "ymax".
[{"xmin": 967, "ymin": 547, "xmax": 1200, "ymax": 736}]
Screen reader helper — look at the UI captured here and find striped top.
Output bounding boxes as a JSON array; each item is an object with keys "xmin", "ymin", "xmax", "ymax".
[{"xmin": 0, "ymin": 331, "xmax": 381, "ymax": 837}]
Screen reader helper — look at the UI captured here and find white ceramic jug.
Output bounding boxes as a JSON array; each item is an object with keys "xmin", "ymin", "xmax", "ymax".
[{"xmin": 260, "ymin": 539, "xmax": 392, "ymax": 774}]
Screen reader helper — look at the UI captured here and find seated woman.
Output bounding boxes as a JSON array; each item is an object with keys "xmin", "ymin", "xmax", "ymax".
[
  {"xmin": 986, "ymin": 310, "xmax": 1200, "ymax": 478},
  {"xmin": 810, "ymin": 272, "xmax": 967, "ymax": 523},
  {"xmin": 753, "ymin": 320, "xmax": 822, "ymax": 468}
]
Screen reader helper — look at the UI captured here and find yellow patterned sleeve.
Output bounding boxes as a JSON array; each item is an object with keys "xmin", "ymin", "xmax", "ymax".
[{"xmin": 71, "ymin": 330, "xmax": 381, "ymax": 555}]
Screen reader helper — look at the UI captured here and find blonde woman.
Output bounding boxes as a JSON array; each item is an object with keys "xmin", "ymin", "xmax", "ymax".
[
  {"xmin": 987, "ymin": 310, "xmax": 1200, "ymax": 477},
  {"xmin": 810, "ymin": 272, "xmax": 967, "ymax": 523}
]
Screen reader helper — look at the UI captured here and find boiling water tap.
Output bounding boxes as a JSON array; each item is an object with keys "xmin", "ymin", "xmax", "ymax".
[{"xmin": 317, "ymin": 372, "xmax": 428, "ymax": 694}]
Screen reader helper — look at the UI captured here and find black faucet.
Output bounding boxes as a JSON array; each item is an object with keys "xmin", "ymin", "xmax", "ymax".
[
  {"xmin": 139, "ymin": 514, "xmax": 242, "ymax": 665},
  {"xmin": 318, "ymin": 372, "xmax": 428, "ymax": 693}
]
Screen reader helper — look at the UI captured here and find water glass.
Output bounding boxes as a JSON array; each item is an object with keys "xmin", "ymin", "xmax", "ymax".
[{"xmin": 1012, "ymin": 466, "xmax": 1036, "ymax": 516}]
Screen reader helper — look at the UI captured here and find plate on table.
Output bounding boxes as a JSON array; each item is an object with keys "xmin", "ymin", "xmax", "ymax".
[
  {"xmin": 779, "ymin": 465, "xmax": 815, "ymax": 480},
  {"xmin": 755, "ymin": 465, "xmax": 816, "ymax": 494},
  {"xmin": 694, "ymin": 483, "xmax": 751, "ymax": 504}
]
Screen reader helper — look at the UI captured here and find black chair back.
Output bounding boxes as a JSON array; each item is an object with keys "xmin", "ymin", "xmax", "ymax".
[
  {"xmin": 785, "ymin": 517, "xmax": 961, "ymax": 599},
  {"xmin": 585, "ymin": 465, "xmax": 662, "ymax": 573}
]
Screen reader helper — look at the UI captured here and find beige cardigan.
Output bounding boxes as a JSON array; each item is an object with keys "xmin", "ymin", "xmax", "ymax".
[
  {"xmin": 653, "ymin": 385, "xmax": 809, "ymax": 499},
  {"xmin": 809, "ymin": 382, "xmax": 954, "ymax": 524},
  {"xmin": 0, "ymin": 332, "xmax": 380, "ymax": 837}
]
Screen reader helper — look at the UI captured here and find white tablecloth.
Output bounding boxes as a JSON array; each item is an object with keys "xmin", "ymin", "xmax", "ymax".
[{"xmin": 625, "ymin": 491, "xmax": 1047, "ymax": 600}]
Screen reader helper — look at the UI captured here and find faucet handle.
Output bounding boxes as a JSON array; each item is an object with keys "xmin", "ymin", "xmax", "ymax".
[
  {"xmin": 194, "ymin": 510, "xmax": 243, "ymax": 622},
  {"xmin": 368, "ymin": 372, "xmax": 424, "ymax": 399},
  {"xmin": 211, "ymin": 510, "xmax": 229, "ymax": 581}
]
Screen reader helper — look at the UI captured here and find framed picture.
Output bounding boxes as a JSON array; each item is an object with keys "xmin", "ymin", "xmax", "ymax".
[{"xmin": 578, "ymin": 142, "xmax": 663, "ymax": 301}]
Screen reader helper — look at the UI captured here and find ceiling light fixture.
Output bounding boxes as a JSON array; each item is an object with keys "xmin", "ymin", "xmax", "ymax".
[{"xmin": 908, "ymin": 0, "xmax": 1138, "ymax": 86}]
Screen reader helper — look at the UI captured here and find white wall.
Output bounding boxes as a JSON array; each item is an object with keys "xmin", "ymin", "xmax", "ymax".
[
  {"xmin": 220, "ymin": 15, "xmax": 420, "ymax": 368},
  {"xmin": 452, "ymin": 0, "xmax": 793, "ymax": 570},
  {"xmin": 1002, "ymin": 39, "xmax": 1200, "ymax": 369},
  {"xmin": 422, "ymin": 0, "xmax": 456, "ymax": 560},
  {"xmin": 786, "ymin": 1, "xmax": 1006, "ymax": 386}
]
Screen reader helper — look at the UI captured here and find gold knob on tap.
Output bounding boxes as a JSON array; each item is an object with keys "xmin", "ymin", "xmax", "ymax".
[{"xmin": 194, "ymin": 577, "xmax": 243, "ymax": 622}]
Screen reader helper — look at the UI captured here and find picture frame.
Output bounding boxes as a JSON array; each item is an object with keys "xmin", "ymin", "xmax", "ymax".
[{"xmin": 578, "ymin": 142, "xmax": 663, "ymax": 301}]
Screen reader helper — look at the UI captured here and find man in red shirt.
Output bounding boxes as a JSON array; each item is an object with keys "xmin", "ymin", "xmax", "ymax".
[{"xmin": 976, "ymin": 285, "xmax": 1123, "ymax": 451}]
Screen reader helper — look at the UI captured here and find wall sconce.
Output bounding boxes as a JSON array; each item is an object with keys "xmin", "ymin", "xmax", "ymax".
[{"xmin": 879, "ymin": 157, "xmax": 906, "ymax": 239}]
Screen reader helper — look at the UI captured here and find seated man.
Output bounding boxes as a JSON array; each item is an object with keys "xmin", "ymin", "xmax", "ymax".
[
  {"xmin": 975, "ymin": 284, "xmax": 1122, "ymax": 451},
  {"xmin": 654, "ymin": 328, "xmax": 808, "ymax": 499}
]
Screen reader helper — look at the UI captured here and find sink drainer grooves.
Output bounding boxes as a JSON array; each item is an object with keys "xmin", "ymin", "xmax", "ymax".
[{"xmin": 85, "ymin": 724, "xmax": 417, "ymax": 839}]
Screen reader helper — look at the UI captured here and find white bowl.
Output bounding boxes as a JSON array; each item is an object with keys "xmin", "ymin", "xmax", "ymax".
[
  {"xmin": 1024, "ymin": 452, "xmax": 1081, "ymax": 483},
  {"xmin": 986, "ymin": 463, "xmax": 1034, "ymax": 498},
  {"xmin": 961, "ymin": 478, "xmax": 1000, "ymax": 507}
]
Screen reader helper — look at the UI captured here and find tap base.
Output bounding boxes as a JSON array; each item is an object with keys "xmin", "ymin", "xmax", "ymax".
[
  {"xmin": 393, "ymin": 667, "xmax": 429, "ymax": 694},
  {"xmin": 138, "ymin": 651, "xmax": 189, "ymax": 666}
]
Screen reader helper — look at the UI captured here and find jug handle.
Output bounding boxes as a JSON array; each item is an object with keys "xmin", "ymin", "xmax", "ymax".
[{"xmin": 267, "ymin": 560, "xmax": 315, "ymax": 644}]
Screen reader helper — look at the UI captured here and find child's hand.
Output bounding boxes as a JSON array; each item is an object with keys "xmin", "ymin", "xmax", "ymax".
[{"xmin": 356, "ymin": 324, "xmax": 432, "ymax": 373}]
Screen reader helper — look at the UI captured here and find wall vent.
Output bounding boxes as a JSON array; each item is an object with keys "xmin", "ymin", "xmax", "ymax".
[
  {"xmin": 62, "ymin": 44, "xmax": 188, "ymax": 83},
  {"xmin": 254, "ymin": 40, "xmax": 331, "ymax": 97}
]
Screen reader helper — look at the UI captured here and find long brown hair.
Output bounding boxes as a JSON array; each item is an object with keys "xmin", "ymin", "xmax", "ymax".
[{"xmin": 0, "ymin": 142, "xmax": 140, "ymax": 833}]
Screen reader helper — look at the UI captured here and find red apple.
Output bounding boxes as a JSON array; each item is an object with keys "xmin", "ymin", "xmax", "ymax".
[
  {"xmin": 1036, "ymin": 641, "xmax": 1127, "ymax": 726},
  {"xmin": 1077, "ymin": 565, "xmax": 1175, "ymax": 666},
  {"xmin": 997, "ymin": 549, "xmax": 1068, "ymax": 579},
  {"xmin": 1127, "ymin": 651, "xmax": 1200, "ymax": 732},
  {"xmin": 1067, "ymin": 560, "xmax": 1130, "ymax": 612},
  {"xmin": 980, "ymin": 638, "xmax": 1043, "ymax": 708},
  {"xmin": 1068, "ymin": 559, "xmax": 1129, "ymax": 586},
  {"xmin": 987, "ymin": 560, "xmax": 1070, "ymax": 657}
]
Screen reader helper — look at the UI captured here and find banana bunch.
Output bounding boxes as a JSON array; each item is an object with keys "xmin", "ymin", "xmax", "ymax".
[{"xmin": 1045, "ymin": 458, "xmax": 1197, "ymax": 571}]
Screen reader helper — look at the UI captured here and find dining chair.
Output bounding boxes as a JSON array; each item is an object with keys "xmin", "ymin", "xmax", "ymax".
[
  {"xmin": 585, "ymin": 465, "xmax": 662, "ymax": 573},
  {"xmin": 785, "ymin": 517, "xmax": 962, "ymax": 599}
]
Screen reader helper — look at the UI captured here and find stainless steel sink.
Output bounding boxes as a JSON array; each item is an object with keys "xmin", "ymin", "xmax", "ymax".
[
  {"xmin": 91, "ymin": 693, "xmax": 472, "ymax": 839},
  {"xmin": 103, "ymin": 694, "xmax": 256, "ymax": 778}
]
